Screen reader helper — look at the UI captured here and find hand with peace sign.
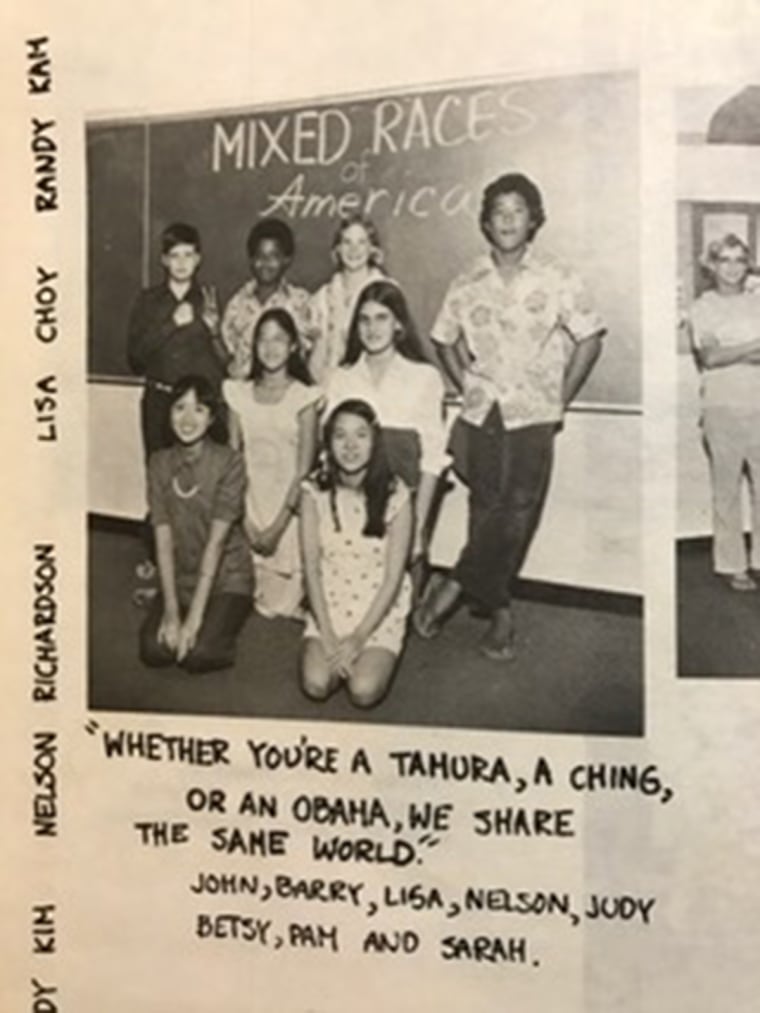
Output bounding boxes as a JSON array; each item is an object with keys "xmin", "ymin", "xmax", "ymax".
[{"xmin": 201, "ymin": 285, "xmax": 220, "ymax": 334}]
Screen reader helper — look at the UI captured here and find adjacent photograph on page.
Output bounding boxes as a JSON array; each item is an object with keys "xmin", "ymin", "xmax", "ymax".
[
  {"xmin": 677, "ymin": 84, "xmax": 760, "ymax": 677},
  {"xmin": 88, "ymin": 68, "xmax": 643, "ymax": 733}
]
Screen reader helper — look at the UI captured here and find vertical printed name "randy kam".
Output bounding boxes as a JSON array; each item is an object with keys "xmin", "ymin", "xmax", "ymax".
[{"xmin": 27, "ymin": 38, "xmax": 57, "ymax": 213}]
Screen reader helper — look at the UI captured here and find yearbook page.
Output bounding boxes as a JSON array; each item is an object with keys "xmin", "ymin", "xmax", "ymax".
[{"xmin": 2, "ymin": 1, "xmax": 759, "ymax": 1010}]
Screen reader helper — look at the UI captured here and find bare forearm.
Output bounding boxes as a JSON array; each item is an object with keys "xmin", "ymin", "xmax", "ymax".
[
  {"xmin": 265, "ymin": 505, "xmax": 295, "ymax": 545},
  {"xmin": 354, "ymin": 566, "xmax": 407, "ymax": 643},
  {"xmin": 155, "ymin": 527, "xmax": 179, "ymax": 615},
  {"xmin": 227, "ymin": 411, "xmax": 243, "ymax": 452},
  {"xmin": 438, "ymin": 342, "xmax": 467, "ymax": 393},
  {"xmin": 295, "ymin": 405, "xmax": 319, "ymax": 494},
  {"xmin": 414, "ymin": 472, "xmax": 437, "ymax": 549},
  {"xmin": 303, "ymin": 560, "xmax": 335, "ymax": 639},
  {"xmin": 564, "ymin": 335, "xmax": 603, "ymax": 406},
  {"xmin": 188, "ymin": 523, "xmax": 228, "ymax": 618},
  {"xmin": 308, "ymin": 336, "xmax": 327, "ymax": 384},
  {"xmin": 265, "ymin": 407, "xmax": 316, "ymax": 543},
  {"xmin": 700, "ymin": 338, "xmax": 760, "ymax": 368},
  {"xmin": 300, "ymin": 496, "xmax": 335, "ymax": 639},
  {"xmin": 354, "ymin": 507, "xmax": 412, "ymax": 641}
]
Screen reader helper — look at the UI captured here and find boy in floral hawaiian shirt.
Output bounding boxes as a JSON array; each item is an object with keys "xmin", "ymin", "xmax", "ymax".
[{"xmin": 417, "ymin": 173, "xmax": 605, "ymax": 660}]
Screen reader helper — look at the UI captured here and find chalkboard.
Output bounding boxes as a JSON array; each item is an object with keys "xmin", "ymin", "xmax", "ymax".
[
  {"xmin": 87, "ymin": 70, "xmax": 640, "ymax": 406},
  {"xmin": 87, "ymin": 123, "xmax": 146, "ymax": 376}
]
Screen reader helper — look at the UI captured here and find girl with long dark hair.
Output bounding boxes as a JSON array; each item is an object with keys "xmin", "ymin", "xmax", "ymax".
[
  {"xmin": 327, "ymin": 279, "xmax": 448, "ymax": 570},
  {"xmin": 299, "ymin": 399, "xmax": 412, "ymax": 707},
  {"xmin": 223, "ymin": 307, "xmax": 321, "ymax": 618}
]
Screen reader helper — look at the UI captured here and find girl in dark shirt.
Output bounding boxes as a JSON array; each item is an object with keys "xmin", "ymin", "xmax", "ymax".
[{"xmin": 139, "ymin": 376, "xmax": 252, "ymax": 673}]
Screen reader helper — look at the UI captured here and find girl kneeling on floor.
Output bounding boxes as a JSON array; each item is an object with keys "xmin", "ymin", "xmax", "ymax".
[
  {"xmin": 300, "ymin": 399, "xmax": 412, "ymax": 707},
  {"xmin": 140, "ymin": 375, "xmax": 252, "ymax": 673}
]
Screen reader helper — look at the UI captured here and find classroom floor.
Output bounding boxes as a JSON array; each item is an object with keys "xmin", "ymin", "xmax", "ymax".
[
  {"xmin": 88, "ymin": 519, "xmax": 643, "ymax": 736},
  {"xmin": 678, "ymin": 539, "xmax": 760, "ymax": 678}
]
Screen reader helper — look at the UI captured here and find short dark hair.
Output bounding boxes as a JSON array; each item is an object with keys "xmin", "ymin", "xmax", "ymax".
[
  {"xmin": 161, "ymin": 222, "xmax": 201, "ymax": 254},
  {"xmin": 246, "ymin": 218, "xmax": 295, "ymax": 259},
  {"xmin": 479, "ymin": 173, "xmax": 546, "ymax": 241},
  {"xmin": 250, "ymin": 307, "xmax": 313, "ymax": 385},
  {"xmin": 169, "ymin": 374, "xmax": 227, "ymax": 444}
]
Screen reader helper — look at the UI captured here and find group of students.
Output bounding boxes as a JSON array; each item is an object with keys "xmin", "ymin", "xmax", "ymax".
[{"xmin": 126, "ymin": 172, "xmax": 606, "ymax": 707}]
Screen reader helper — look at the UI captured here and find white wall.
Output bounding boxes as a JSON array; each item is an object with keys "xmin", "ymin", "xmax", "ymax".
[
  {"xmin": 89, "ymin": 381, "xmax": 642, "ymax": 595},
  {"xmin": 677, "ymin": 353, "xmax": 711, "ymax": 537},
  {"xmin": 677, "ymin": 145, "xmax": 760, "ymax": 202}
]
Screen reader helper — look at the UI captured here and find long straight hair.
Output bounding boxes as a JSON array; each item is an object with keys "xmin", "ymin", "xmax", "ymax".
[
  {"xmin": 342, "ymin": 279, "xmax": 426, "ymax": 366},
  {"xmin": 250, "ymin": 307, "xmax": 313, "ymax": 385},
  {"xmin": 318, "ymin": 399, "xmax": 396, "ymax": 538}
]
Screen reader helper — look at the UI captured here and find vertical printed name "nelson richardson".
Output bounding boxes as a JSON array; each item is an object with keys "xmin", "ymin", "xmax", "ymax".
[
  {"xmin": 32, "ymin": 549, "xmax": 59, "ymax": 837},
  {"xmin": 33, "ymin": 544, "xmax": 58, "ymax": 703}
]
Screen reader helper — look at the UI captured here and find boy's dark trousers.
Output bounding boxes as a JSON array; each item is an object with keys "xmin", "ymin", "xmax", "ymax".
[
  {"xmin": 141, "ymin": 381, "xmax": 175, "ymax": 459},
  {"xmin": 453, "ymin": 404, "xmax": 555, "ymax": 611}
]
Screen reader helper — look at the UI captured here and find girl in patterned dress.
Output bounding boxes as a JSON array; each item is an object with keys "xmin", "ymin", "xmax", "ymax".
[
  {"xmin": 327, "ymin": 279, "xmax": 448, "ymax": 573},
  {"xmin": 300, "ymin": 399, "xmax": 413, "ymax": 708}
]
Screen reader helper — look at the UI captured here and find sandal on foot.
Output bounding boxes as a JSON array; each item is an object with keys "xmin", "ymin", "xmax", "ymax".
[
  {"xmin": 727, "ymin": 572, "xmax": 757, "ymax": 592},
  {"xmin": 132, "ymin": 587, "xmax": 159, "ymax": 608},
  {"xmin": 411, "ymin": 603, "xmax": 441, "ymax": 640},
  {"xmin": 136, "ymin": 559, "xmax": 157, "ymax": 582},
  {"xmin": 479, "ymin": 636, "xmax": 517, "ymax": 662}
]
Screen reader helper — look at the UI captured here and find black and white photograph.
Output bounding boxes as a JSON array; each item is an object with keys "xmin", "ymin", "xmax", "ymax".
[
  {"xmin": 87, "ymin": 69, "xmax": 643, "ymax": 733},
  {"xmin": 677, "ymin": 85, "xmax": 760, "ymax": 677},
  {"xmin": 12, "ymin": 2, "xmax": 760, "ymax": 1011}
]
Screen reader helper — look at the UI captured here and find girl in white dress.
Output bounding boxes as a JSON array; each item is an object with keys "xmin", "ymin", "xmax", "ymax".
[
  {"xmin": 300, "ymin": 399, "xmax": 413, "ymax": 708},
  {"xmin": 223, "ymin": 308, "xmax": 321, "ymax": 618},
  {"xmin": 308, "ymin": 215, "xmax": 387, "ymax": 384}
]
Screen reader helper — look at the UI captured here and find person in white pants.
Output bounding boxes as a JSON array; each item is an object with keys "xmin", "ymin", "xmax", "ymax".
[{"xmin": 689, "ymin": 233, "xmax": 760, "ymax": 591}]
